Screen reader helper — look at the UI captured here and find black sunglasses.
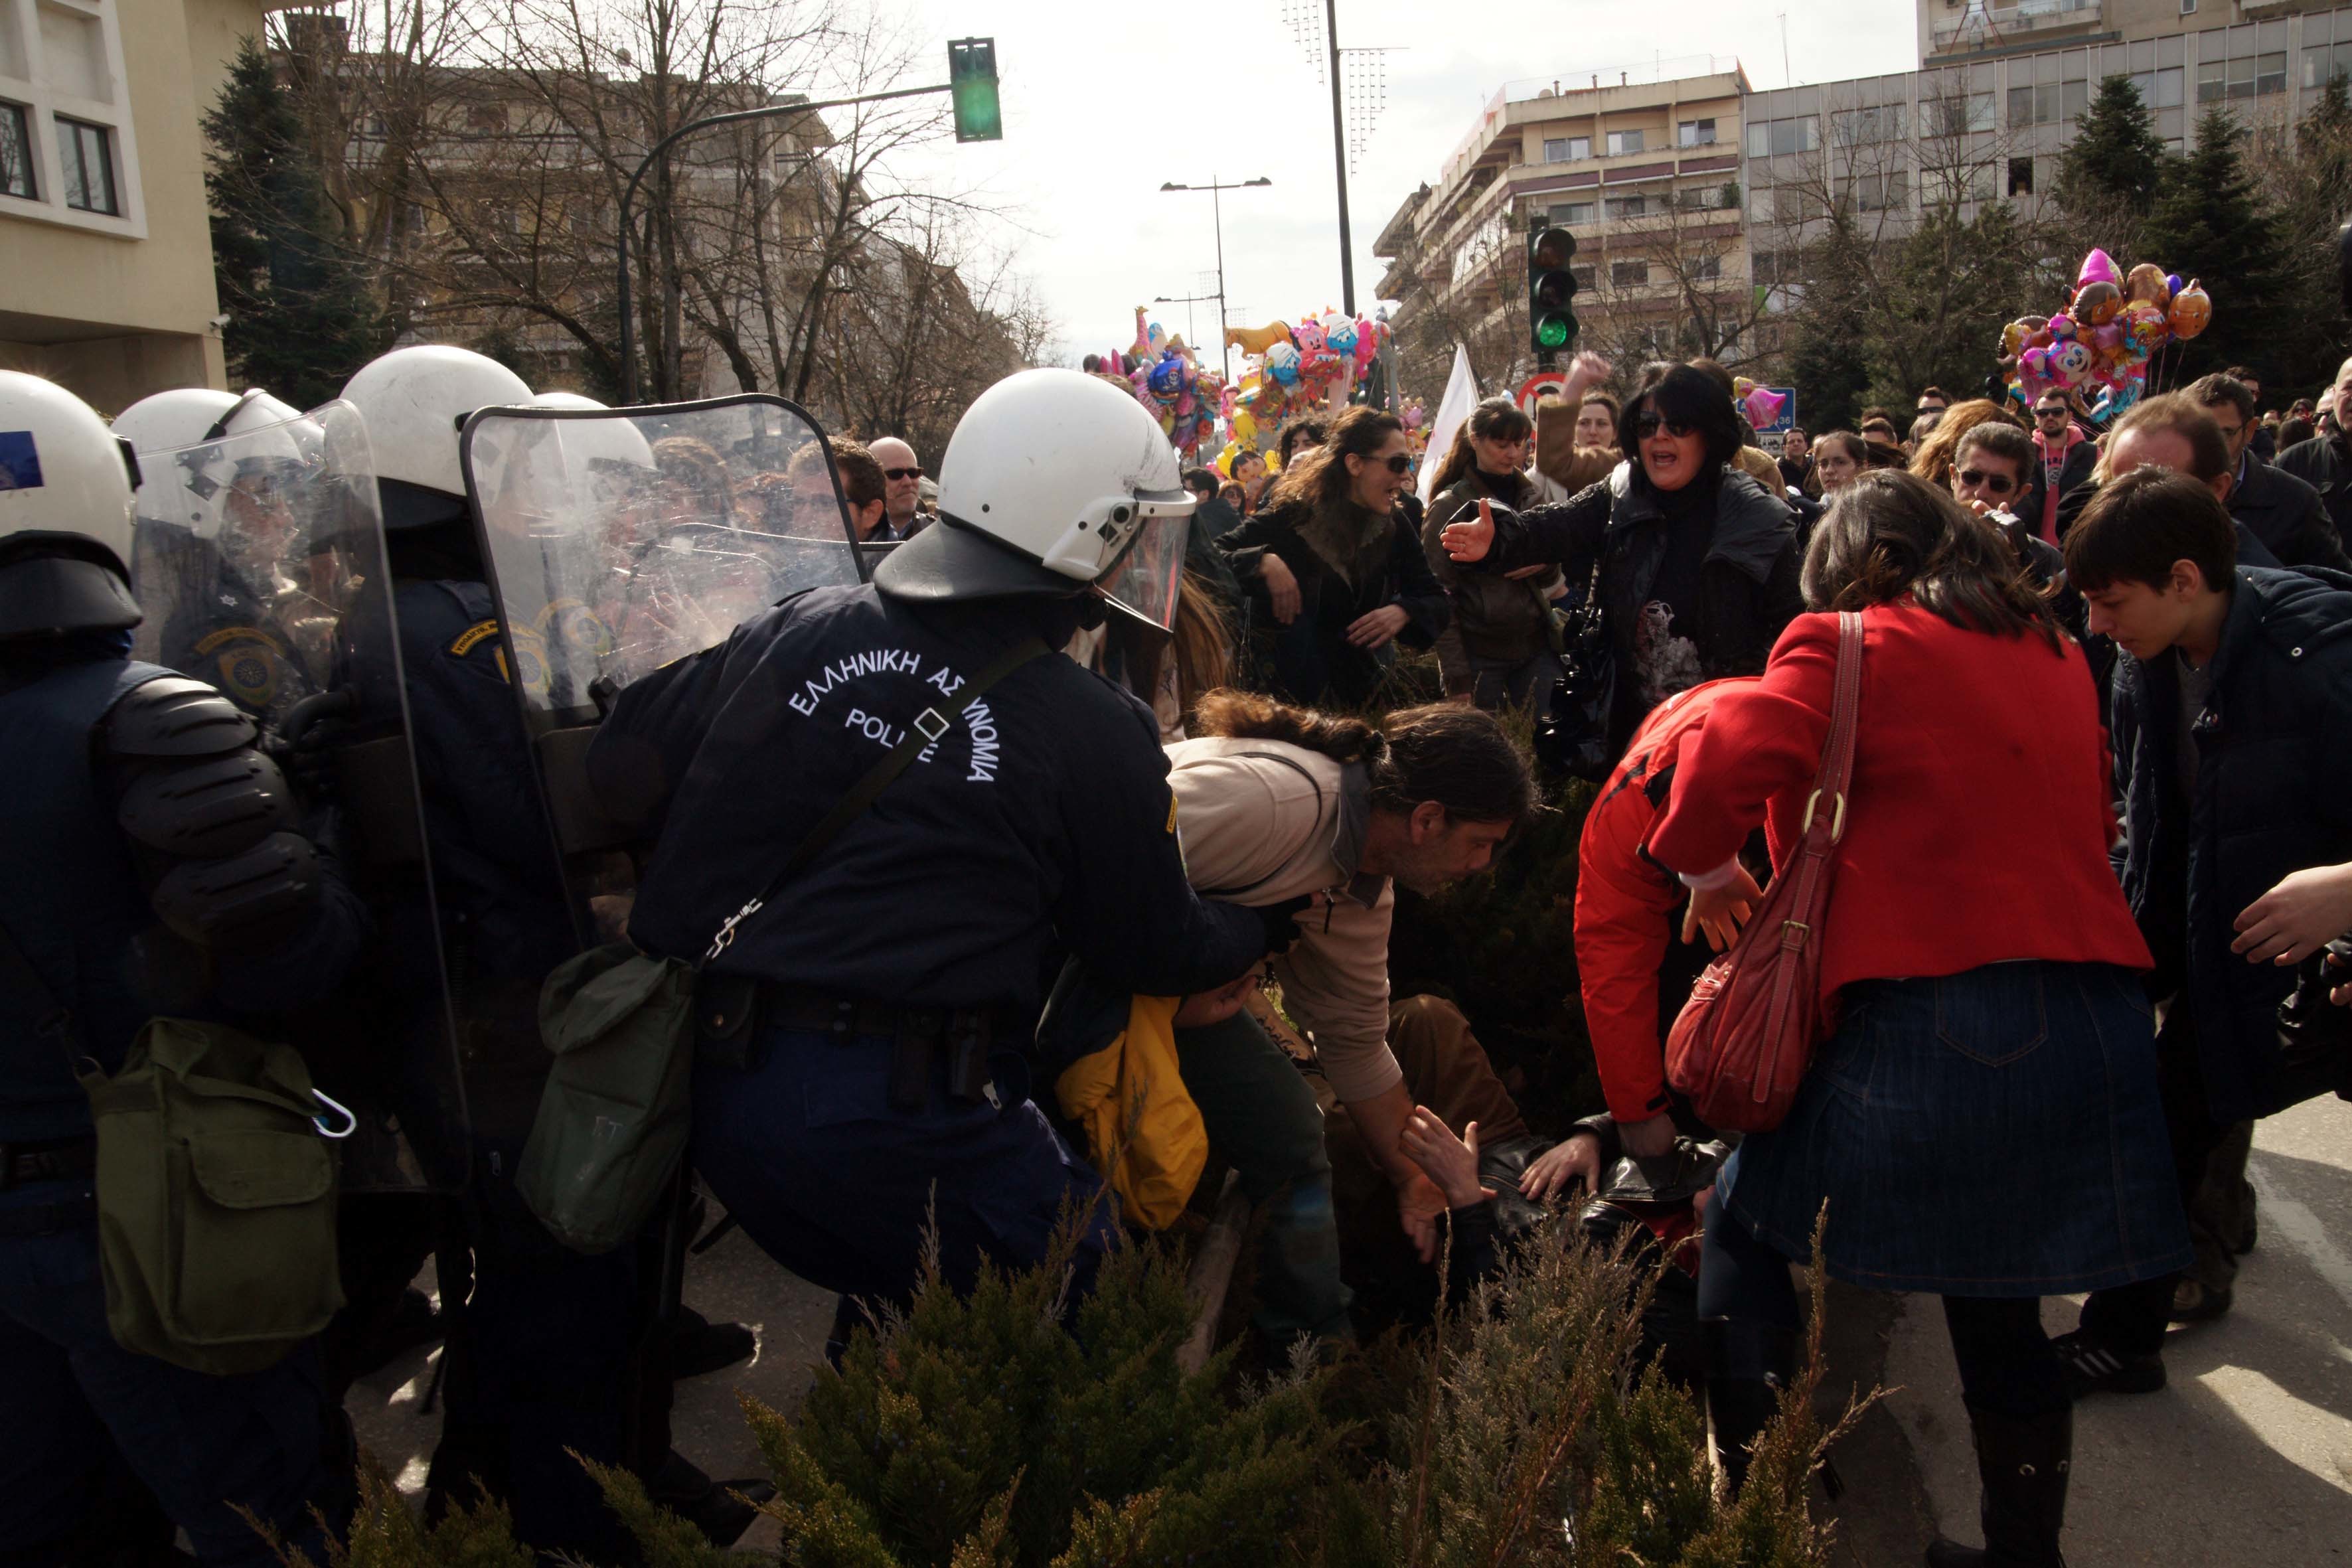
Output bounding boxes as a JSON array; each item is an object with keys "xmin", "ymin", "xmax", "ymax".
[
  {"xmin": 1957, "ymin": 468, "xmax": 2016, "ymax": 495},
  {"xmin": 883, "ymin": 466, "xmax": 923, "ymax": 481},
  {"xmin": 1633, "ymin": 413, "xmax": 1695, "ymax": 439},
  {"xmin": 2035, "ymin": 406, "xmax": 2069, "ymax": 418},
  {"xmin": 1378, "ymin": 452, "xmax": 1413, "ymax": 475}
]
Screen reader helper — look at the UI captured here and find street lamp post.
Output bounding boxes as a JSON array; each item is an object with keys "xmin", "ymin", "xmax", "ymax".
[
  {"xmin": 1158, "ymin": 175, "xmax": 1271, "ymax": 382},
  {"xmin": 1151, "ymin": 292, "xmax": 1219, "ymax": 357}
]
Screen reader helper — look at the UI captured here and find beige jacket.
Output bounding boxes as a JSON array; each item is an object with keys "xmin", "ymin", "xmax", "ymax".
[{"xmin": 1164, "ymin": 736, "xmax": 1401, "ymax": 1103}]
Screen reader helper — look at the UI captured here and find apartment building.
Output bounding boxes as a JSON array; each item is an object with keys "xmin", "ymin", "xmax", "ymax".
[
  {"xmin": 1373, "ymin": 56, "xmax": 1753, "ymax": 380},
  {"xmin": 2, "ymin": 0, "xmax": 281, "ymax": 411},
  {"xmin": 1922, "ymin": 0, "xmax": 2351, "ymax": 66}
]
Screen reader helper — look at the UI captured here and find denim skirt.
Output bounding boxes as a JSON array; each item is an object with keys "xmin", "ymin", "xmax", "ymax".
[{"xmin": 1720, "ymin": 960, "xmax": 2193, "ymax": 1297}]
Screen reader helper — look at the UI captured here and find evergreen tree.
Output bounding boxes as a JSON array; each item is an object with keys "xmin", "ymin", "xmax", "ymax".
[
  {"xmin": 1784, "ymin": 212, "xmax": 1873, "ymax": 434},
  {"xmin": 2143, "ymin": 108, "xmax": 2288, "ymax": 381},
  {"xmin": 2266, "ymin": 74, "xmax": 2352, "ymax": 394},
  {"xmin": 204, "ymin": 37, "xmax": 384, "ymax": 408},
  {"xmin": 2057, "ymin": 75, "xmax": 2167, "ymax": 214}
]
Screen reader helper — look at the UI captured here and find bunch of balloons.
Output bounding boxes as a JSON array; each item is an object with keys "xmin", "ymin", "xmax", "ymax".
[
  {"xmin": 1997, "ymin": 248, "xmax": 2212, "ymax": 420},
  {"xmin": 1082, "ymin": 307, "xmax": 1224, "ymax": 455},
  {"xmin": 1210, "ymin": 309, "xmax": 1391, "ymax": 476}
]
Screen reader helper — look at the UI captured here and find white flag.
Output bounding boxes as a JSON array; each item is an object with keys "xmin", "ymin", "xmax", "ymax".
[{"xmin": 1417, "ymin": 341, "xmax": 1478, "ymax": 506}]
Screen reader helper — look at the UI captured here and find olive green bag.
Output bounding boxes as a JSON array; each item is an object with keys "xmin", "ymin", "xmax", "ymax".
[
  {"xmin": 1, "ymin": 919, "xmax": 348, "ymax": 1375},
  {"xmin": 77, "ymin": 1018, "xmax": 347, "ymax": 1375},
  {"xmin": 514, "ymin": 945, "xmax": 697, "ymax": 1255}
]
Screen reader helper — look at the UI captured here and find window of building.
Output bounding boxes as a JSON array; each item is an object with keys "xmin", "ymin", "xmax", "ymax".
[
  {"xmin": 1607, "ymin": 193, "xmax": 1646, "ymax": 220},
  {"xmin": 1831, "ymin": 104, "xmax": 1905, "ymax": 147},
  {"xmin": 2129, "ymin": 68, "xmax": 2185, "ymax": 108},
  {"xmin": 1752, "ymin": 248, "xmax": 1785, "ymax": 286},
  {"xmin": 56, "ymin": 116, "xmax": 115, "ymax": 214},
  {"xmin": 2200, "ymin": 48, "xmax": 2288, "ymax": 102},
  {"xmin": 1551, "ymin": 198, "xmax": 1597, "ymax": 226},
  {"xmin": 1543, "ymin": 136, "xmax": 1586, "ymax": 163},
  {"xmin": 0, "ymin": 0, "xmax": 139, "ymax": 229},
  {"xmin": 1743, "ymin": 116, "xmax": 1818, "ymax": 158},
  {"xmin": 1922, "ymin": 90, "xmax": 1996, "ymax": 138},
  {"xmin": 1689, "ymin": 252, "xmax": 1721, "ymax": 281},
  {"xmin": 2008, "ymin": 155, "xmax": 2034, "ymax": 196},
  {"xmin": 1605, "ymin": 127, "xmax": 1645, "ymax": 156},
  {"xmin": 1678, "ymin": 117, "xmax": 1717, "ymax": 147},
  {"xmin": 1611, "ymin": 259, "xmax": 1649, "ymax": 286},
  {"xmin": 0, "ymin": 102, "xmax": 33, "ymax": 199},
  {"xmin": 1772, "ymin": 185, "xmax": 1813, "ymax": 223},
  {"xmin": 2305, "ymin": 42, "xmax": 2352, "ymax": 90},
  {"xmin": 1841, "ymin": 171, "xmax": 1907, "ymax": 212},
  {"xmin": 1571, "ymin": 262, "xmax": 1597, "ymax": 291}
]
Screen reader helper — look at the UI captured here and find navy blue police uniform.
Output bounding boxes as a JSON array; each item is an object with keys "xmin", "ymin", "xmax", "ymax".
[
  {"xmin": 378, "ymin": 568, "xmax": 666, "ymax": 1561},
  {"xmin": 0, "ymin": 633, "xmax": 367, "ymax": 1568},
  {"xmin": 589, "ymin": 584, "xmax": 1271, "ymax": 1309}
]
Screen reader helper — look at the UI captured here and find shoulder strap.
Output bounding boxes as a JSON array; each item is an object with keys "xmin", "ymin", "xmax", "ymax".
[
  {"xmin": 702, "ymin": 634, "xmax": 1050, "ymax": 965},
  {"xmin": 1802, "ymin": 610, "xmax": 1866, "ymax": 848}
]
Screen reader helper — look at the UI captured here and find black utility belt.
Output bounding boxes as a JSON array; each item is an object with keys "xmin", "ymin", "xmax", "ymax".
[
  {"xmin": 1, "ymin": 1134, "xmax": 97, "ymax": 1191},
  {"xmin": 693, "ymin": 978, "xmax": 1020, "ymax": 1111}
]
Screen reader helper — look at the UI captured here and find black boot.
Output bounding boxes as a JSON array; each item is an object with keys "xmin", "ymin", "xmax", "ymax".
[
  {"xmin": 1703, "ymin": 1318, "xmax": 1797, "ymax": 1496},
  {"xmin": 1925, "ymin": 1404, "xmax": 2072, "ymax": 1567}
]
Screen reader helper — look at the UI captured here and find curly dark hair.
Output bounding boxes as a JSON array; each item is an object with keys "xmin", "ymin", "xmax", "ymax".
[{"xmin": 1189, "ymin": 690, "xmax": 1534, "ymax": 826}]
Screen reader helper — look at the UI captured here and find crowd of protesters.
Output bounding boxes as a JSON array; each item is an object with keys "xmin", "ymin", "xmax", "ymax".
[{"xmin": 1109, "ymin": 349, "xmax": 2352, "ymax": 1567}]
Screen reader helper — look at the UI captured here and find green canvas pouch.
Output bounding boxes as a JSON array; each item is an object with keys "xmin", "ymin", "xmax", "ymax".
[
  {"xmin": 514, "ymin": 943, "xmax": 698, "ymax": 1255},
  {"xmin": 79, "ymin": 1018, "xmax": 343, "ymax": 1375}
]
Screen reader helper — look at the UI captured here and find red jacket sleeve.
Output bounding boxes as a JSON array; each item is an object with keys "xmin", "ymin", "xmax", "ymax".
[
  {"xmin": 1648, "ymin": 613, "xmax": 1839, "ymax": 878},
  {"xmin": 1573, "ymin": 778, "xmax": 1682, "ymax": 1123}
]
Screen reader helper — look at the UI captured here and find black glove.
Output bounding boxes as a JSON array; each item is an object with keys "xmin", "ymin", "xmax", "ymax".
[{"xmin": 1257, "ymin": 894, "xmax": 1315, "ymax": 958}]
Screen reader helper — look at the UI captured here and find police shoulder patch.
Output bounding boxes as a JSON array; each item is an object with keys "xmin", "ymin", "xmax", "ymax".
[
  {"xmin": 1164, "ymin": 791, "xmax": 1180, "ymax": 836},
  {"xmin": 449, "ymin": 619, "xmax": 503, "ymax": 657}
]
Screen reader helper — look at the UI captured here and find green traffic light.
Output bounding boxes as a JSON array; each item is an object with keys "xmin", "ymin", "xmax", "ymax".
[
  {"xmin": 1535, "ymin": 315, "xmax": 1572, "ymax": 351},
  {"xmin": 949, "ymin": 38, "xmax": 1002, "ymax": 143}
]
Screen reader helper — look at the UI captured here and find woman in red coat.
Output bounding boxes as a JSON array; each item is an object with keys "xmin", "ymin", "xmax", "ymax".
[{"xmin": 1651, "ymin": 473, "xmax": 2187, "ymax": 1567}]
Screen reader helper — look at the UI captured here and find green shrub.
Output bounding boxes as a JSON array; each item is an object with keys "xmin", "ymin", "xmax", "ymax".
[{"xmin": 284, "ymin": 1215, "xmax": 1859, "ymax": 1568}]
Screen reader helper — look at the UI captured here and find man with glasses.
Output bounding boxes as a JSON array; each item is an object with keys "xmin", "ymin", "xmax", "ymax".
[
  {"xmin": 2031, "ymin": 392, "xmax": 2096, "ymax": 544},
  {"xmin": 2187, "ymin": 373, "xmax": 2349, "ymax": 572},
  {"xmin": 1950, "ymin": 422, "xmax": 2064, "ymax": 589},
  {"xmin": 867, "ymin": 436, "xmax": 931, "ymax": 540}
]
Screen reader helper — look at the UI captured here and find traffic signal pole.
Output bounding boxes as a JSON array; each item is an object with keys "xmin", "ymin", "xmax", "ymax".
[{"xmin": 615, "ymin": 44, "xmax": 998, "ymax": 404}]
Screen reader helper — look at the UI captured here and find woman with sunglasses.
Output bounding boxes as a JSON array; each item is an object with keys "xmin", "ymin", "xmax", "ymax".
[
  {"xmin": 1419, "ymin": 396, "xmax": 1562, "ymax": 710},
  {"xmin": 1439, "ymin": 363, "xmax": 1801, "ymax": 760},
  {"xmin": 1215, "ymin": 407, "xmax": 1451, "ymax": 704}
]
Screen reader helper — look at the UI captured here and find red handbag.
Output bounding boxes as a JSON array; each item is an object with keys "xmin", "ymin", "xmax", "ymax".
[{"xmin": 1664, "ymin": 610, "xmax": 1864, "ymax": 1133}]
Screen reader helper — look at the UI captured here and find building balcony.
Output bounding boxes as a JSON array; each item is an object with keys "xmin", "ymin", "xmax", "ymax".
[{"xmin": 1927, "ymin": 0, "xmax": 2102, "ymax": 57}]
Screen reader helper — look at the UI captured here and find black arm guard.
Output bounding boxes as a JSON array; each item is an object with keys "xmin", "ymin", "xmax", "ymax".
[{"xmin": 101, "ymin": 675, "xmax": 317, "ymax": 947}]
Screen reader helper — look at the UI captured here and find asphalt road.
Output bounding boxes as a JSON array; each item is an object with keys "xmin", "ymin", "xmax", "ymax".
[{"xmin": 1857, "ymin": 1091, "xmax": 2352, "ymax": 1564}]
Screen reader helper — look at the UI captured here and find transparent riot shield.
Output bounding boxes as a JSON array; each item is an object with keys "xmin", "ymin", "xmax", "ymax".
[
  {"xmin": 127, "ymin": 401, "xmax": 470, "ymax": 1191},
  {"xmin": 459, "ymin": 395, "xmax": 860, "ymax": 931}
]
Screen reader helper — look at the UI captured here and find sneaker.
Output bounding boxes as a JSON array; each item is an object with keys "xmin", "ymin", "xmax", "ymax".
[{"xmin": 2051, "ymin": 1329, "xmax": 2165, "ymax": 1399}]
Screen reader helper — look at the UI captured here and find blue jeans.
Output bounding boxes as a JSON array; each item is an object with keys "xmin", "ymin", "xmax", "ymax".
[
  {"xmin": 692, "ymin": 1028, "xmax": 1117, "ymax": 1311},
  {"xmin": 0, "ymin": 1180, "xmax": 339, "ymax": 1567}
]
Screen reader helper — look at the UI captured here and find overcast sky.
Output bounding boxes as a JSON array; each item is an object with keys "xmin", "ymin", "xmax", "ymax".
[{"xmin": 884, "ymin": 0, "xmax": 1921, "ymax": 371}]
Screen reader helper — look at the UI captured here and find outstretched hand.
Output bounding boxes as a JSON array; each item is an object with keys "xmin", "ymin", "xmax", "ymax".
[
  {"xmin": 1401, "ymin": 1108, "xmax": 1495, "ymax": 1210},
  {"xmin": 1441, "ymin": 499, "xmax": 1498, "ymax": 563}
]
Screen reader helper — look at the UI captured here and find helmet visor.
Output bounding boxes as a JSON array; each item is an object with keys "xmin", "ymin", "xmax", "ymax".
[{"xmin": 1096, "ymin": 509, "xmax": 1189, "ymax": 632}]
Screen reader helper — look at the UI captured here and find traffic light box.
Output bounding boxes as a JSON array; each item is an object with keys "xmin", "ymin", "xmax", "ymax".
[
  {"xmin": 1527, "ymin": 225, "xmax": 1579, "ymax": 362},
  {"xmin": 949, "ymin": 39, "xmax": 1002, "ymax": 143}
]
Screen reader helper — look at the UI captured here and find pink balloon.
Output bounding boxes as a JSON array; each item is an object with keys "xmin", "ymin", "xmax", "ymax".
[
  {"xmin": 2077, "ymin": 248, "xmax": 2121, "ymax": 289},
  {"xmin": 1742, "ymin": 385, "xmax": 1786, "ymax": 428}
]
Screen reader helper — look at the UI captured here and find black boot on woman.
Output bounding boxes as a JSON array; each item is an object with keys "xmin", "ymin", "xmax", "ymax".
[{"xmin": 1925, "ymin": 1404, "xmax": 2072, "ymax": 1567}]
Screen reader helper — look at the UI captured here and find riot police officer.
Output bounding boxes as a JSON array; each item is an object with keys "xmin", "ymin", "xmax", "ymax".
[
  {"xmin": 336, "ymin": 345, "xmax": 755, "ymax": 1556},
  {"xmin": 0, "ymin": 370, "xmax": 366, "ymax": 1565},
  {"xmin": 586, "ymin": 368, "xmax": 1294, "ymax": 1322}
]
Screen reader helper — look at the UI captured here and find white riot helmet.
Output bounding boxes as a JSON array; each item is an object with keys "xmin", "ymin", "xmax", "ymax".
[
  {"xmin": 112, "ymin": 386, "xmax": 307, "ymax": 534},
  {"xmin": 340, "ymin": 345, "xmax": 532, "ymax": 528},
  {"xmin": 875, "ymin": 368, "xmax": 1195, "ymax": 629},
  {"xmin": 530, "ymin": 391, "xmax": 658, "ymax": 479},
  {"xmin": 0, "ymin": 370, "xmax": 143, "ymax": 637}
]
